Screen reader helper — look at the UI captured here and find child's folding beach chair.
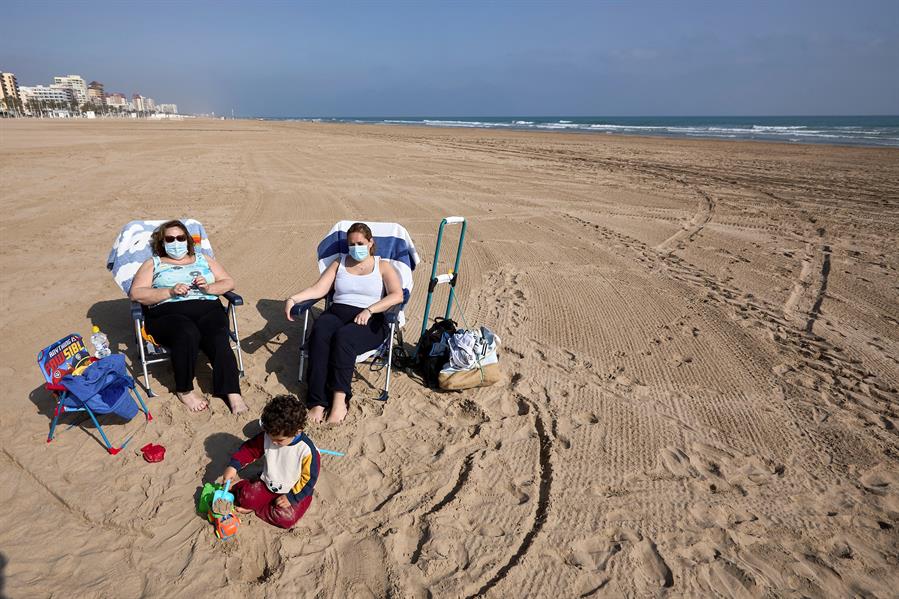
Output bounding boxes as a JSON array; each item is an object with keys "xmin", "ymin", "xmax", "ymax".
[
  {"xmin": 290, "ymin": 221, "xmax": 420, "ymax": 402},
  {"xmin": 37, "ymin": 334, "xmax": 151, "ymax": 455},
  {"xmin": 106, "ymin": 219, "xmax": 245, "ymax": 396}
]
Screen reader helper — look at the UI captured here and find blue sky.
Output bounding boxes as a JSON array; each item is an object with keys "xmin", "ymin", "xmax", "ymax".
[{"xmin": 3, "ymin": 0, "xmax": 897, "ymax": 116}]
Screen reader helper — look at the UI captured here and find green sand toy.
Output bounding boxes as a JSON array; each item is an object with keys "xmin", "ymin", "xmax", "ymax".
[{"xmin": 197, "ymin": 482, "xmax": 222, "ymax": 515}]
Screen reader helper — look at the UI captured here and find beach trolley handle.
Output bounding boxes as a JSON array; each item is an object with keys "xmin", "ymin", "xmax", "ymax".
[{"xmin": 420, "ymin": 216, "xmax": 467, "ymax": 339}]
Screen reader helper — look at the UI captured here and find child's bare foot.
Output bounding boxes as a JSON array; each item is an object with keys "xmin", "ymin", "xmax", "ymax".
[
  {"xmin": 226, "ymin": 394, "xmax": 248, "ymax": 414},
  {"xmin": 177, "ymin": 391, "xmax": 207, "ymax": 412},
  {"xmin": 234, "ymin": 506, "xmax": 253, "ymax": 514},
  {"xmin": 308, "ymin": 405, "xmax": 325, "ymax": 423},
  {"xmin": 326, "ymin": 399, "xmax": 348, "ymax": 424}
]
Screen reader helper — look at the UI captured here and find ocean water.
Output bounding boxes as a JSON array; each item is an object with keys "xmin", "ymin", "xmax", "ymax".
[{"xmin": 268, "ymin": 115, "xmax": 899, "ymax": 147}]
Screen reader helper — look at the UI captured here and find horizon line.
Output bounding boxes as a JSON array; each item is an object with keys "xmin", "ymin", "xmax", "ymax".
[{"xmin": 250, "ymin": 114, "xmax": 899, "ymax": 119}]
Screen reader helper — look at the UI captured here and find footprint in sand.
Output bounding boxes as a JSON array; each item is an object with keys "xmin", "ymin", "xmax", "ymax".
[
  {"xmin": 858, "ymin": 464, "xmax": 899, "ymax": 495},
  {"xmin": 659, "ymin": 446, "xmax": 701, "ymax": 479},
  {"xmin": 363, "ymin": 433, "xmax": 386, "ymax": 456},
  {"xmin": 573, "ymin": 412, "xmax": 599, "ymax": 426},
  {"xmin": 700, "ymin": 559, "xmax": 756, "ymax": 599},
  {"xmin": 507, "ymin": 480, "xmax": 531, "ymax": 505},
  {"xmin": 477, "ymin": 524, "xmax": 506, "ymax": 538},
  {"xmin": 348, "ymin": 458, "xmax": 385, "ymax": 497},
  {"xmin": 689, "ymin": 504, "xmax": 758, "ymax": 529},
  {"xmin": 498, "ymin": 391, "xmax": 530, "ymax": 418},
  {"xmin": 633, "ymin": 538, "xmax": 673, "ymax": 588},
  {"xmin": 567, "ymin": 537, "xmax": 622, "ymax": 596},
  {"xmin": 554, "ymin": 416, "xmax": 577, "ymax": 450},
  {"xmin": 568, "ymin": 537, "xmax": 622, "ymax": 572}
]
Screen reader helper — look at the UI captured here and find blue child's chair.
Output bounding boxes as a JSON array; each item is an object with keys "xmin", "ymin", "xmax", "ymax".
[{"xmin": 37, "ymin": 334, "xmax": 151, "ymax": 455}]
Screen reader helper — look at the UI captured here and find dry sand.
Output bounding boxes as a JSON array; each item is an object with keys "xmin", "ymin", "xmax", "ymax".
[{"xmin": 1, "ymin": 119, "xmax": 898, "ymax": 598}]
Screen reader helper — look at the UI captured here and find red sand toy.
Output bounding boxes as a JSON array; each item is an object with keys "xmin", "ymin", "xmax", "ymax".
[{"xmin": 140, "ymin": 443, "xmax": 166, "ymax": 463}]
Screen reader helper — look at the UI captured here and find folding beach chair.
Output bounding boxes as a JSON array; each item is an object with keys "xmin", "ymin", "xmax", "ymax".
[
  {"xmin": 37, "ymin": 334, "xmax": 151, "ymax": 455},
  {"xmin": 106, "ymin": 219, "xmax": 245, "ymax": 396},
  {"xmin": 290, "ymin": 221, "xmax": 420, "ymax": 402}
]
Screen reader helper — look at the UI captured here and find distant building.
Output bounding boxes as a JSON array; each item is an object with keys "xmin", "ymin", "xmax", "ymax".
[
  {"xmin": 105, "ymin": 92, "xmax": 127, "ymax": 108},
  {"xmin": 0, "ymin": 71, "xmax": 20, "ymax": 114},
  {"xmin": 132, "ymin": 94, "xmax": 145, "ymax": 112},
  {"xmin": 53, "ymin": 75, "xmax": 88, "ymax": 104},
  {"xmin": 16, "ymin": 86, "xmax": 34, "ymax": 114},
  {"xmin": 157, "ymin": 103, "xmax": 178, "ymax": 114},
  {"xmin": 19, "ymin": 85, "xmax": 74, "ymax": 114},
  {"xmin": 144, "ymin": 97, "xmax": 156, "ymax": 111},
  {"xmin": 87, "ymin": 81, "xmax": 105, "ymax": 105}
]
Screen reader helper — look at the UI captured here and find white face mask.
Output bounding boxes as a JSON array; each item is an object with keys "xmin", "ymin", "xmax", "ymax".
[{"xmin": 164, "ymin": 240, "xmax": 188, "ymax": 259}]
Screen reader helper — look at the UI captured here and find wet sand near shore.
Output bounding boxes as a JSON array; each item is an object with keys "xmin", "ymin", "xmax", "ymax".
[{"xmin": 1, "ymin": 119, "xmax": 898, "ymax": 598}]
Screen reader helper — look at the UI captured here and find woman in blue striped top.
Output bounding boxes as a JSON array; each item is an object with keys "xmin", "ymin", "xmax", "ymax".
[{"xmin": 130, "ymin": 220, "xmax": 247, "ymax": 414}]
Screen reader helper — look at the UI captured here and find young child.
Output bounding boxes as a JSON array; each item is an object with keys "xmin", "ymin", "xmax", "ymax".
[{"xmin": 222, "ymin": 394, "xmax": 320, "ymax": 529}]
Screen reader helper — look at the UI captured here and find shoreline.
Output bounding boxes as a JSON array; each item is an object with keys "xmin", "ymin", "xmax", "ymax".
[
  {"xmin": 298, "ymin": 118, "xmax": 899, "ymax": 150},
  {"xmin": 253, "ymin": 115, "xmax": 899, "ymax": 150},
  {"xmin": 5, "ymin": 116, "xmax": 899, "ymax": 154}
]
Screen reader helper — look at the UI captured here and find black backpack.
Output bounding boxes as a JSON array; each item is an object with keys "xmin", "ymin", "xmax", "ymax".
[{"xmin": 414, "ymin": 318, "xmax": 457, "ymax": 388}]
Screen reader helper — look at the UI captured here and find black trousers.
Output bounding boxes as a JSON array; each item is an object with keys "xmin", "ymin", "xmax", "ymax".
[
  {"xmin": 306, "ymin": 303, "xmax": 387, "ymax": 409},
  {"xmin": 144, "ymin": 299, "xmax": 240, "ymax": 396}
]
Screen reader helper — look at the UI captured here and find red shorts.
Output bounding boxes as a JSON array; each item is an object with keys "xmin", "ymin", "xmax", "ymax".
[{"xmin": 233, "ymin": 479, "xmax": 313, "ymax": 529}]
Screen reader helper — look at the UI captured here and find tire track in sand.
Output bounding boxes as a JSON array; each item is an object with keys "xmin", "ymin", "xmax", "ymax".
[
  {"xmin": 783, "ymin": 228, "xmax": 832, "ymax": 335},
  {"xmin": 410, "ymin": 452, "xmax": 477, "ymax": 565},
  {"xmin": 564, "ymin": 214, "xmax": 899, "ymax": 447},
  {"xmin": 465, "ymin": 399, "xmax": 554, "ymax": 599},
  {"xmin": 806, "ymin": 244, "xmax": 832, "ymax": 334},
  {"xmin": 656, "ymin": 187, "xmax": 715, "ymax": 253},
  {"xmin": 449, "ymin": 266, "xmax": 555, "ymax": 598}
]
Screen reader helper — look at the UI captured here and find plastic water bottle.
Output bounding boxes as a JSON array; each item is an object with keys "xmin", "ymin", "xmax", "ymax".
[{"xmin": 90, "ymin": 326, "xmax": 111, "ymax": 358}]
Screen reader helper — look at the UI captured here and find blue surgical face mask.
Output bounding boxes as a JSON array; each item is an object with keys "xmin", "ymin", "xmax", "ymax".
[
  {"xmin": 164, "ymin": 240, "xmax": 188, "ymax": 259},
  {"xmin": 348, "ymin": 245, "xmax": 370, "ymax": 261}
]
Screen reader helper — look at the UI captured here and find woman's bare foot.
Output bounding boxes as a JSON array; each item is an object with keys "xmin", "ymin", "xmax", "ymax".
[
  {"xmin": 234, "ymin": 506, "xmax": 253, "ymax": 514},
  {"xmin": 226, "ymin": 393, "xmax": 248, "ymax": 414},
  {"xmin": 308, "ymin": 405, "xmax": 326, "ymax": 423},
  {"xmin": 326, "ymin": 393, "xmax": 348, "ymax": 424},
  {"xmin": 177, "ymin": 391, "xmax": 208, "ymax": 412}
]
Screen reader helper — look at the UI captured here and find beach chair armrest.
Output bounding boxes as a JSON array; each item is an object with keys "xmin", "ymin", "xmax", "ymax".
[
  {"xmin": 383, "ymin": 290, "xmax": 409, "ymax": 325},
  {"xmin": 223, "ymin": 291, "xmax": 243, "ymax": 306},
  {"xmin": 290, "ymin": 299, "xmax": 319, "ymax": 318},
  {"xmin": 45, "ymin": 382, "xmax": 67, "ymax": 392},
  {"xmin": 131, "ymin": 301, "xmax": 144, "ymax": 321}
]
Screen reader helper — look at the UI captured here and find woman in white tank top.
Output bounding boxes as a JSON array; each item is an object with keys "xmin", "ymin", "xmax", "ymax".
[{"xmin": 285, "ymin": 223, "xmax": 404, "ymax": 424}]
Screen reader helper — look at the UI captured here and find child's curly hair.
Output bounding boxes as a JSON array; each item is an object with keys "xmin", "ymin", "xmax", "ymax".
[{"xmin": 260, "ymin": 394, "xmax": 307, "ymax": 437}]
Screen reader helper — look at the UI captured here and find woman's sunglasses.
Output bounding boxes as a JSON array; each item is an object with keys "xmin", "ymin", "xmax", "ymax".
[{"xmin": 164, "ymin": 234, "xmax": 188, "ymax": 243}]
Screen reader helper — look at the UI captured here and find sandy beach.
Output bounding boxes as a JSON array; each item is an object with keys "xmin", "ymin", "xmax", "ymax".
[{"xmin": 1, "ymin": 119, "xmax": 898, "ymax": 598}]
